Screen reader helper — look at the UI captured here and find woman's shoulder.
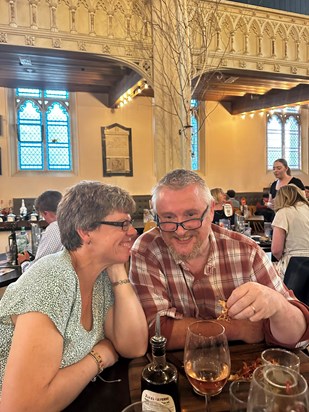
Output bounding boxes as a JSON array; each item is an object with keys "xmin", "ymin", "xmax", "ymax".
[{"xmin": 289, "ymin": 177, "xmax": 305, "ymax": 189}]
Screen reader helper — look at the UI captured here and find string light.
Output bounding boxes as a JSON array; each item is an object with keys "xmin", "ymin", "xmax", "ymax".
[{"xmin": 115, "ymin": 79, "xmax": 149, "ymax": 108}]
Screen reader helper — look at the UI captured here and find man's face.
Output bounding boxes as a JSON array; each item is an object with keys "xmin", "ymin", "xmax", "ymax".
[
  {"xmin": 155, "ymin": 184, "xmax": 213, "ymax": 261},
  {"xmin": 305, "ymin": 188, "xmax": 309, "ymax": 200}
]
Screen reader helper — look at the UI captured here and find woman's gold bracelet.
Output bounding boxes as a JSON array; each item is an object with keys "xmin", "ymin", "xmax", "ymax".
[
  {"xmin": 89, "ymin": 350, "xmax": 104, "ymax": 376},
  {"xmin": 111, "ymin": 278, "xmax": 131, "ymax": 287}
]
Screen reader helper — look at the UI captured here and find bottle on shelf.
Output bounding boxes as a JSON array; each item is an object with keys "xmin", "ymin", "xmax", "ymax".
[
  {"xmin": 20, "ymin": 199, "xmax": 28, "ymax": 220},
  {"xmin": 30, "ymin": 205, "xmax": 38, "ymax": 222},
  {"xmin": 7, "ymin": 208, "xmax": 16, "ymax": 223},
  {"xmin": 141, "ymin": 314, "xmax": 180, "ymax": 412}
]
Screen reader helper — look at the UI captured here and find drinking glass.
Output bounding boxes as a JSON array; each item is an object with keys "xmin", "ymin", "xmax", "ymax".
[
  {"xmin": 229, "ymin": 379, "xmax": 251, "ymax": 412},
  {"xmin": 121, "ymin": 400, "xmax": 171, "ymax": 412},
  {"xmin": 5, "ymin": 245, "xmax": 13, "ymax": 264},
  {"xmin": 184, "ymin": 320, "xmax": 231, "ymax": 411},
  {"xmin": 247, "ymin": 364, "xmax": 309, "ymax": 412},
  {"xmin": 261, "ymin": 348, "xmax": 300, "ymax": 372}
]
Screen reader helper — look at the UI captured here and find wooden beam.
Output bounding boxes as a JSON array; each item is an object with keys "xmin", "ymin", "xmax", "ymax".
[
  {"xmin": 228, "ymin": 84, "xmax": 309, "ymax": 115},
  {"xmin": 108, "ymin": 71, "xmax": 142, "ymax": 108}
]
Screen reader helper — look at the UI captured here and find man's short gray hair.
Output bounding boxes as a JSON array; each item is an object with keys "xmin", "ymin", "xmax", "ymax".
[{"xmin": 151, "ymin": 169, "xmax": 212, "ymax": 211}]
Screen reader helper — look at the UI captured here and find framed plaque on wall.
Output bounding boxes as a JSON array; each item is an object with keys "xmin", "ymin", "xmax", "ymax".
[{"xmin": 101, "ymin": 123, "xmax": 133, "ymax": 177}]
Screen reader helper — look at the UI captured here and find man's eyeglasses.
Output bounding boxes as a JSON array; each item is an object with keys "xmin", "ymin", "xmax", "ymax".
[
  {"xmin": 97, "ymin": 219, "xmax": 134, "ymax": 232},
  {"xmin": 156, "ymin": 206, "xmax": 209, "ymax": 232}
]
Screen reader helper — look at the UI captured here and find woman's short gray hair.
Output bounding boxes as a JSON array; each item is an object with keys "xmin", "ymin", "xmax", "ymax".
[
  {"xmin": 57, "ymin": 181, "xmax": 135, "ymax": 251},
  {"xmin": 151, "ymin": 169, "xmax": 212, "ymax": 211}
]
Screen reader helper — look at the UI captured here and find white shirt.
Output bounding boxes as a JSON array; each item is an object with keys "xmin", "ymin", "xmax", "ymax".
[
  {"xmin": 272, "ymin": 202, "xmax": 309, "ymax": 274},
  {"xmin": 22, "ymin": 221, "xmax": 63, "ymax": 272}
]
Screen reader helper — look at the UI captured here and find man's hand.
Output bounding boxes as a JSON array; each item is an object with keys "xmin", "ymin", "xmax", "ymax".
[
  {"xmin": 227, "ymin": 282, "xmax": 286, "ymax": 321},
  {"xmin": 18, "ymin": 251, "xmax": 30, "ymax": 265}
]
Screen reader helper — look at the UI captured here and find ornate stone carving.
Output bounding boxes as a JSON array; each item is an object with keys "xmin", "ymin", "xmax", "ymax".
[
  {"xmin": 0, "ymin": 33, "xmax": 8, "ymax": 43},
  {"xmin": 25, "ymin": 35, "xmax": 35, "ymax": 46},
  {"xmin": 52, "ymin": 37, "xmax": 61, "ymax": 48}
]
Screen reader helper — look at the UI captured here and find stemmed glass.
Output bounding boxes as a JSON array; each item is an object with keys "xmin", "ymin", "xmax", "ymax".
[
  {"xmin": 247, "ymin": 364, "xmax": 309, "ymax": 412},
  {"xmin": 184, "ymin": 320, "xmax": 231, "ymax": 411}
]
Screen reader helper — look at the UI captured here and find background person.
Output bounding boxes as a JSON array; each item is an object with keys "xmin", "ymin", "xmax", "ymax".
[
  {"xmin": 130, "ymin": 169, "xmax": 309, "ymax": 351},
  {"xmin": 305, "ymin": 185, "xmax": 309, "ymax": 200},
  {"xmin": 267, "ymin": 158, "xmax": 305, "ymax": 209},
  {"xmin": 18, "ymin": 190, "xmax": 63, "ymax": 270},
  {"xmin": 0, "ymin": 181, "xmax": 148, "ymax": 411},
  {"xmin": 271, "ymin": 184, "xmax": 309, "ymax": 278},
  {"xmin": 210, "ymin": 187, "xmax": 234, "ymax": 227},
  {"xmin": 226, "ymin": 189, "xmax": 240, "ymax": 209},
  {"xmin": 255, "ymin": 192, "xmax": 275, "ymax": 222}
]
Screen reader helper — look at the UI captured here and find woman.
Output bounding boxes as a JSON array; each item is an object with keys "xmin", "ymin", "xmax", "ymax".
[
  {"xmin": 210, "ymin": 187, "xmax": 234, "ymax": 227},
  {"xmin": 271, "ymin": 184, "xmax": 309, "ymax": 278},
  {"xmin": 0, "ymin": 181, "xmax": 148, "ymax": 411},
  {"xmin": 268, "ymin": 158, "xmax": 305, "ymax": 209}
]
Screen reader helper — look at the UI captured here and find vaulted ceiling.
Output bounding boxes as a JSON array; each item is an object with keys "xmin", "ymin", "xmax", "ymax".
[{"xmin": 1, "ymin": 44, "xmax": 308, "ymax": 115}]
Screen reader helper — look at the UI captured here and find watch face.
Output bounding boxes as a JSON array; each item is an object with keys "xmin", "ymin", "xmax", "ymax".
[{"xmin": 224, "ymin": 203, "xmax": 233, "ymax": 217}]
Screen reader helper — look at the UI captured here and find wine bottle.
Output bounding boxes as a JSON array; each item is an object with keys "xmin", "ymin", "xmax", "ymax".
[
  {"xmin": 141, "ymin": 314, "xmax": 180, "ymax": 412},
  {"xmin": 20, "ymin": 199, "xmax": 28, "ymax": 220}
]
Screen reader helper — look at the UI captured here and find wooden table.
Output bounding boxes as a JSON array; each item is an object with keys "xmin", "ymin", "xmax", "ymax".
[
  {"xmin": 60, "ymin": 343, "xmax": 309, "ymax": 412},
  {"xmin": 128, "ymin": 342, "xmax": 309, "ymax": 412}
]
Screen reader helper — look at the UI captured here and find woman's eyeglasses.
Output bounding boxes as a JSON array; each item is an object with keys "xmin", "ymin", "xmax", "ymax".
[{"xmin": 96, "ymin": 219, "xmax": 134, "ymax": 232}]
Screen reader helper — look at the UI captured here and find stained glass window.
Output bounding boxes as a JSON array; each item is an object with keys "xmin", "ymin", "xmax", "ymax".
[
  {"xmin": 266, "ymin": 107, "xmax": 301, "ymax": 170},
  {"xmin": 15, "ymin": 88, "xmax": 72, "ymax": 171},
  {"xmin": 191, "ymin": 99, "xmax": 199, "ymax": 171}
]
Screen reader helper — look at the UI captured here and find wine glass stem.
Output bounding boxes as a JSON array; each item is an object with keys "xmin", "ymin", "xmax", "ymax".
[{"xmin": 204, "ymin": 395, "xmax": 211, "ymax": 412}]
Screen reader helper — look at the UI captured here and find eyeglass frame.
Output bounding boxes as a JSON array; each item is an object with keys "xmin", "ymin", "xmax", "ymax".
[
  {"xmin": 156, "ymin": 205, "xmax": 210, "ymax": 232},
  {"xmin": 96, "ymin": 219, "xmax": 134, "ymax": 232}
]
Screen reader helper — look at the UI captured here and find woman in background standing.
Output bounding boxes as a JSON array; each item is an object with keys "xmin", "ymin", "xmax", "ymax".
[
  {"xmin": 268, "ymin": 158, "xmax": 305, "ymax": 209},
  {"xmin": 271, "ymin": 184, "xmax": 309, "ymax": 278}
]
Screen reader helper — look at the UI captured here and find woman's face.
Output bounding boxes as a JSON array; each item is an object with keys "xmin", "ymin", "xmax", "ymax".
[
  {"xmin": 89, "ymin": 210, "xmax": 137, "ymax": 265},
  {"xmin": 217, "ymin": 191, "xmax": 226, "ymax": 204},
  {"xmin": 273, "ymin": 161, "xmax": 288, "ymax": 179}
]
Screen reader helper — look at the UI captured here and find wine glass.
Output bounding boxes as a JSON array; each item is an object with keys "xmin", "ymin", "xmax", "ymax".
[
  {"xmin": 184, "ymin": 320, "xmax": 231, "ymax": 411},
  {"xmin": 247, "ymin": 364, "xmax": 309, "ymax": 412}
]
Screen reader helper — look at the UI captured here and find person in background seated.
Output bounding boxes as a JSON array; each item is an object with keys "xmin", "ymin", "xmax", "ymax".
[
  {"xmin": 305, "ymin": 185, "xmax": 309, "ymax": 200},
  {"xmin": 271, "ymin": 184, "xmax": 309, "ymax": 278},
  {"xmin": 0, "ymin": 181, "xmax": 148, "ymax": 411},
  {"xmin": 130, "ymin": 169, "xmax": 309, "ymax": 351},
  {"xmin": 210, "ymin": 187, "xmax": 234, "ymax": 227},
  {"xmin": 255, "ymin": 193, "xmax": 275, "ymax": 223},
  {"xmin": 18, "ymin": 190, "xmax": 63, "ymax": 271},
  {"xmin": 267, "ymin": 158, "xmax": 305, "ymax": 209},
  {"xmin": 226, "ymin": 189, "xmax": 240, "ymax": 209}
]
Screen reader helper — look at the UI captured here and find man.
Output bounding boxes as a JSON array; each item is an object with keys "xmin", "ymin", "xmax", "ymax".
[
  {"xmin": 19, "ymin": 190, "xmax": 63, "ymax": 271},
  {"xmin": 130, "ymin": 169, "xmax": 309, "ymax": 350},
  {"xmin": 226, "ymin": 189, "xmax": 240, "ymax": 209}
]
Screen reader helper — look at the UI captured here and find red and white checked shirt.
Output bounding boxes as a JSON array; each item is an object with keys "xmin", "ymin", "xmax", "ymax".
[{"xmin": 130, "ymin": 224, "xmax": 309, "ymax": 347}]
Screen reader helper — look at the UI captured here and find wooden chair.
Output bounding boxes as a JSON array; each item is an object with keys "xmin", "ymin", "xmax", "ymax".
[{"xmin": 284, "ymin": 257, "xmax": 309, "ymax": 305}]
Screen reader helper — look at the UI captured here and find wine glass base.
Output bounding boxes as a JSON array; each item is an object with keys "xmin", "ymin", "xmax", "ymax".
[{"xmin": 193, "ymin": 387, "xmax": 223, "ymax": 397}]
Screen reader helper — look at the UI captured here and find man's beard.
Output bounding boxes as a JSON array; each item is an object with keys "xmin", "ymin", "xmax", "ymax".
[{"xmin": 168, "ymin": 237, "xmax": 203, "ymax": 262}]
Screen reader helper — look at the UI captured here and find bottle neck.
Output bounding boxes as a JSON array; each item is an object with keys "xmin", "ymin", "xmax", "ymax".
[{"xmin": 150, "ymin": 335, "xmax": 167, "ymax": 369}]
